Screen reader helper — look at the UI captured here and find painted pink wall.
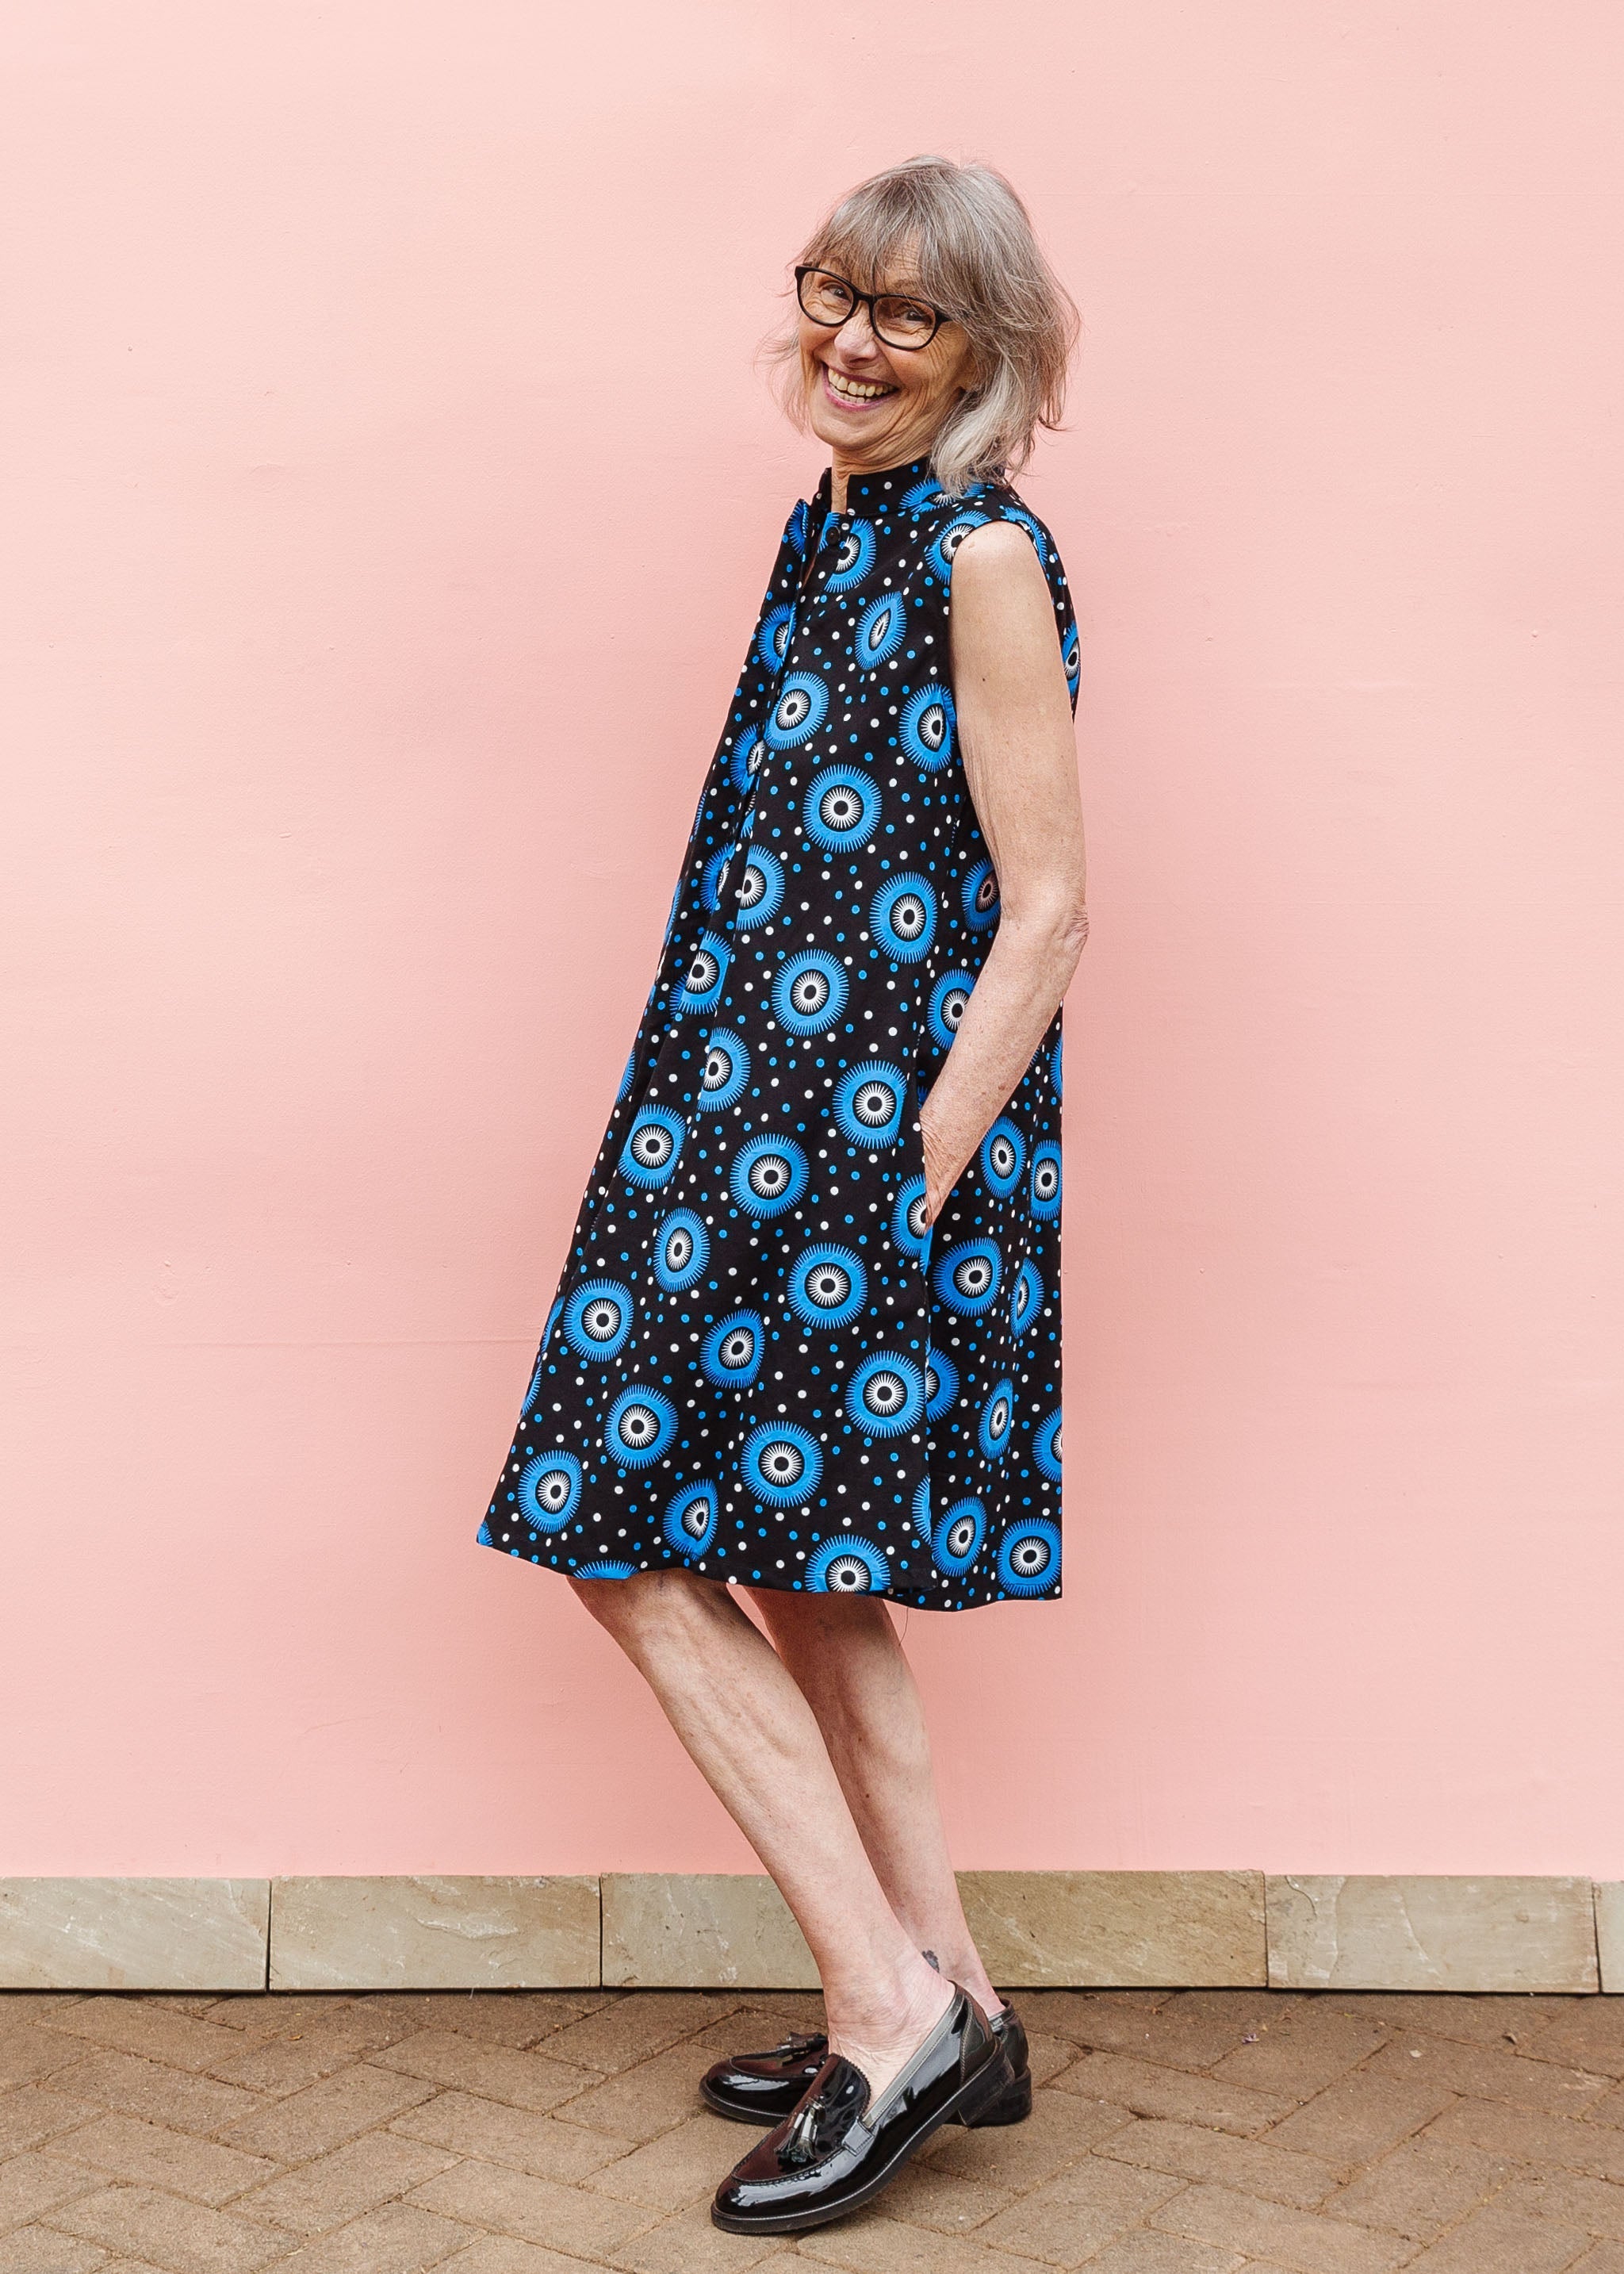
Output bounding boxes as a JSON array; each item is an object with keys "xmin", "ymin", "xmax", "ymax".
[{"xmin": 4, "ymin": 2, "xmax": 1621, "ymax": 1879}]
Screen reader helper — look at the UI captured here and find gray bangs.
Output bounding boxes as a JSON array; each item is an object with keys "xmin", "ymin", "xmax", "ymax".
[{"xmin": 771, "ymin": 155, "xmax": 1078, "ymax": 498}]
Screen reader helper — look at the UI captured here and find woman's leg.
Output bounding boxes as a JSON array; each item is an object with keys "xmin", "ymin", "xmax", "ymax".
[
  {"xmin": 745, "ymin": 1589, "xmax": 1004, "ymax": 2019},
  {"xmin": 568, "ymin": 1570, "xmax": 950, "ymax": 2097}
]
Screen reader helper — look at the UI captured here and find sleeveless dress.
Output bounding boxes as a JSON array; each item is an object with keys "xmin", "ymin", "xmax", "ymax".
[{"xmin": 477, "ymin": 453, "xmax": 1077, "ymax": 1609}]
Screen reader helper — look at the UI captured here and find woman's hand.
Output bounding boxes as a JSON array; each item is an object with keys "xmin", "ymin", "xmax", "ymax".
[{"xmin": 919, "ymin": 522, "xmax": 1089, "ymax": 1222}]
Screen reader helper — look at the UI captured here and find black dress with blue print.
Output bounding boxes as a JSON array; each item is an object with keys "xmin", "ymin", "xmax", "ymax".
[{"xmin": 478, "ymin": 454, "xmax": 1076, "ymax": 1608}]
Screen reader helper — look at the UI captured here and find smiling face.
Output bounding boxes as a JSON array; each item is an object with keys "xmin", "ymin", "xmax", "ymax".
[{"xmin": 798, "ymin": 249, "xmax": 976, "ymax": 481}]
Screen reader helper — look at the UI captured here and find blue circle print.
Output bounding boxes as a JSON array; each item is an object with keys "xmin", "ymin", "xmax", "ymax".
[
  {"xmin": 772, "ymin": 949, "xmax": 848, "ymax": 1037},
  {"xmin": 516, "ymin": 1450, "xmax": 581, "ymax": 1532},
  {"xmin": 741, "ymin": 1421, "xmax": 823, "ymax": 1508},
  {"xmin": 561, "ymin": 1278, "xmax": 634, "ymax": 1363},
  {"xmin": 802, "ymin": 766, "xmax": 880, "ymax": 855},
  {"xmin": 733, "ymin": 847, "xmax": 784, "ymax": 930},
  {"xmin": 933, "ymin": 1497, "xmax": 986, "ymax": 1577},
  {"xmin": 911, "ymin": 1477, "xmax": 930, "ymax": 1535},
  {"xmin": 756, "ymin": 604, "xmax": 795, "ymax": 671},
  {"xmin": 891, "ymin": 1174, "xmax": 932, "ymax": 1260},
  {"xmin": 698, "ymin": 1029, "xmax": 750, "ymax": 1112},
  {"xmin": 764, "ymin": 672, "xmax": 829, "ymax": 749},
  {"xmin": 869, "ymin": 873, "xmax": 936, "ymax": 963},
  {"xmin": 606, "ymin": 1385, "xmax": 677, "ymax": 1469},
  {"xmin": 824, "ymin": 520, "xmax": 876, "ymax": 594},
  {"xmin": 980, "ymin": 1117, "xmax": 1026, "ymax": 1197},
  {"xmin": 806, "ymin": 1534, "xmax": 891, "ymax": 1593},
  {"xmin": 997, "ymin": 1517, "xmax": 1061, "ymax": 1597},
  {"xmin": 1002, "ymin": 504, "xmax": 1048, "ymax": 560},
  {"xmin": 927, "ymin": 970, "xmax": 974, "ymax": 1051},
  {"xmin": 1030, "ymin": 1141, "xmax": 1063, "ymax": 1221},
  {"xmin": 728, "ymin": 725, "xmax": 763, "ymax": 793},
  {"xmin": 1061, "ymin": 626, "xmax": 1081, "ymax": 690},
  {"xmin": 901, "ymin": 475, "xmax": 948, "ymax": 514},
  {"xmin": 678, "ymin": 931, "xmax": 730, "ymax": 1014},
  {"xmin": 575, "ymin": 1558, "xmax": 638, "ymax": 1582},
  {"xmin": 701, "ymin": 1310, "xmax": 765, "ymax": 1389},
  {"xmin": 654, "ymin": 1207, "xmax": 709, "ymax": 1293},
  {"xmin": 615, "ymin": 1047, "xmax": 637, "ymax": 1102},
  {"xmin": 928, "ymin": 510, "xmax": 990, "ymax": 582},
  {"xmin": 1033, "ymin": 1409, "xmax": 1063, "ymax": 1483},
  {"xmin": 620, "ymin": 1103, "xmax": 685, "ymax": 1189},
  {"xmin": 1012, "ymin": 1259, "xmax": 1044, "ymax": 1337},
  {"xmin": 523, "ymin": 1347, "xmax": 547, "ymax": 1413},
  {"xmin": 833, "ymin": 1061, "xmax": 907, "ymax": 1149},
  {"xmin": 787, "ymin": 1243, "xmax": 868, "ymax": 1332},
  {"xmin": 932, "ymin": 1237, "xmax": 1002, "ymax": 1316},
  {"xmin": 846, "ymin": 1352, "xmax": 925, "ymax": 1438},
  {"xmin": 730, "ymin": 1133, "xmax": 810, "ymax": 1218},
  {"xmin": 700, "ymin": 848, "xmax": 733, "ymax": 914},
  {"xmin": 854, "ymin": 593, "xmax": 908, "ymax": 673},
  {"xmin": 962, "ymin": 859, "xmax": 1001, "ymax": 933},
  {"xmin": 899, "ymin": 683, "xmax": 956, "ymax": 772},
  {"xmin": 979, "ymin": 1379, "xmax": 1016, "ymax": 1460},
  {"xmin": 1051, "ymin": 1033, "xmax": 1063, "ymax": 1098},
  {"xmin": 663, "ymin": 1480, "xmax": 718, "ymax": 1559},
  {"xmin": 924, "ymin": 1348, "xmax": 960, "ymax": 1422}
]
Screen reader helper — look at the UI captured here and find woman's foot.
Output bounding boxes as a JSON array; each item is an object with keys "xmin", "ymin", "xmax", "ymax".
[
  {"xmin": 824, "ymin": 1954, "xmax": 954, "ymax": 2107},
  {"xmin": 710, "ymin": 1985, "xmax": 1013, "ymax": 2235}
]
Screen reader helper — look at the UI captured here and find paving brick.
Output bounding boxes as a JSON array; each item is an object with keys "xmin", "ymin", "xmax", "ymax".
[
  {"xmin": 0, "ymin": 2094, "xmax": 100, "ymax": 2158},
  {"xmin": 1400, "ymin": 2201, "xmax": 1591, "ymax": 2269},
  {"xmin": 1097, "ymin": 2115, "xmax": 1339, "ymax": 2208},
  {"xmin": 44, "ymin": 2182, "xmax": 294, "ymax": 2272},
  {"xmin": 1526, "ymin": 2008, "xmax": 1624, "ymax": 2083},
  {"xmin": 874, "ymin": 2149, "xmax": 1008, "ymax": 2235},
  {"xmin": 975, "ymin": 2154, "xmax": 1186, "ymax": 2266},
  {"xmin": 390, "ymin": 2090, "xmax": 632, "ymax": 2182},
  {"xmin": 370, "ymin": 2034, "xmax": 593, "ymax": 2114},
  {"xmin": 1500, "ymin": 2170, "xmax": 1624, "ymax": 2239},
  {"xmin": 1056, "ymin": 1996, "xmax": 1281, "ymax": 2073},
  {"xmin": 404, "ymin": 2161, "xmax": 651, "ymax": 2261},
  {"xmin": 1592, "ymin": 2084, "xmax": 1624, "ymax": 2131},
  {"xmin": 358, "ymin": 1996, "xmax": 605, "ymax": 2051},
  {"xmin": 1322, "ymin": 2138, "xmax": 1515, "ymax": 2238},
  {"xmin": 0, "ymin": 2230, "xmax": 111, "ymax": 2272},
  {"xmin": 47, "ymin": 2114, "xmax": 275, "ymax": 2206},
  {"xmin": 443, "ymin": 2238, "xmax": 627, "ymax": 2274},
  {"xmin": 535, "ymin": 1996, "xmax": 740, "ymax": 2077},
  {"xmin": 547, "ymin": 2044, "xmax": 719, "ymax": 2145},
  {"xmin": 232, "ymin": 2133, "xmax": 458, "ymax": 2234},
  {"xmin": 1425, "ymin": 2095, "xmax": 1624, "ymax": 2180},
  {"xmin": 795, "ymin": 2217, "xmax": 1038, "ymax": 2272},
  {"xmin": 0, "ymin": 2159, "xmax": 104, "ymax": 2235},
  {"xmin": 47, "ymin": 2053, "xmax": 261, "ymax": 2135},
  {"xmin": 1366, "ymin": 2031, "xmax": 1611, "ymax": 2115},
  {"xmin": 0, "ymin": 2038, "xmax": 81, "ymax": 2094},
  {"xmin": 192, "ymin": 2000, "xmax": 360, "ymax": 2038},
  {"xmin": 1339, "ymin": 1995, "xmax": 1572, "ymax": 2045},
  {"xmin": 218, "ymin": 2066, "xmax": 436, "ymax": 2161},
  {"xmin": 37, "ymin": 2007, "xmax": 262, "ymax": 2078},
  {"xmin": 1209, "ymin": 2007, "xmax": 1388, "ymax": 2100},
  {"xmin": 1264, "ymin": 2073, "xmax": 1455, "ymax": 2165},
  {"xmin": 1048, "ymin": 2052, "xmax": 1293, "ymax": 2139},
  {"xmin": 603, "ymin": 2195, "xmax": 792, "ymax": 2271},
  {"xmin": 584, "ymin": 2113, "xmax": 734, "ymax": 2213},
  {"xmin": 927, "ymin": 2083, "xmax": 1129, "ymax": 2190},
  {"xmin": 1025, "ymin": 2033, "xmax": 1081, "ymax": 2090},
  {"xmin": 1151, "ymin": 2182, "xmax": 1411, "ymax": 2270},
  {"xmin": 1569, "ymin": 2247, "xmax": 1624, "ymax": 2272},
  {"xmin": 1070, "ymin": 2239, "xmax": 1245, "ymax": 2274},
  {"xmin": 270, "ymin": 2203, "xmax": 473, "ymax": 2274},
  {"xmin": 207, "ymin": 2013, "xmax": 424, "ymax": 2099}
]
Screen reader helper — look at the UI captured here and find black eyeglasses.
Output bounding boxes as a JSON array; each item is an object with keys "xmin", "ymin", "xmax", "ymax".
[{"xmin": 795, "ymin": 265, "xmax": 957, "ymax": 351}]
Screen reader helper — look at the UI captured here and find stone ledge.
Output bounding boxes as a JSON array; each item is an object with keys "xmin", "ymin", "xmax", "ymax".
[
  {"xmin": 1266, "ymin": 1873, "xmax": 1600, "ymax": 1993},
  {"xmin": 0, "ymin": 1873, "xmax": 1610, "ymax": 1992},
  {"xmin": 0, "ymin": 1878, "xmax": 270, "ymax": 1991}
]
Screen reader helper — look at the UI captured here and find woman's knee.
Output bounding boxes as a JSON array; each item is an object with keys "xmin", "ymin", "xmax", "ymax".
[{"xmin": 569, "ymin": 1568, "xmax": 732, "ymax": 1650}]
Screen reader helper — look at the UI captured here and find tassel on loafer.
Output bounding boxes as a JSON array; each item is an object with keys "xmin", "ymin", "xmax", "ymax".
[
  {"xmin": 700, "ymin": 1999, "xmax": 1031, "ymax": 2128},
  {"xmin": 710, "ymin": 1985, "xmax": 1013, "ymax": 2234}
]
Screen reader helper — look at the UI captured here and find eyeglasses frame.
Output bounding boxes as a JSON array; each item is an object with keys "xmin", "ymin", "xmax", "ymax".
[{"xmin": 794, "ymin": 264, "xmax": 959, "ymax": 352}]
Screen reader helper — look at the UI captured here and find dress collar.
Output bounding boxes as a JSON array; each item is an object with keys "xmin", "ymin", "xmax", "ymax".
[{"xmin": 811, "ymin": 454, "xmax": 936, "ymax": 522}]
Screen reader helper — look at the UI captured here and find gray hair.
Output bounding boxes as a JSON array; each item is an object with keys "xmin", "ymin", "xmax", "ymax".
[{"xmin": 771, "ymin": 155, "xmax": 1078, "ymax": 497}]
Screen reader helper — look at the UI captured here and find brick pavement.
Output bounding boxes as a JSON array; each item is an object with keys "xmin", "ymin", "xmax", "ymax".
[{"xmin": 1, "ymin": 1986, "xmax": 1622, "ymax": 2271}]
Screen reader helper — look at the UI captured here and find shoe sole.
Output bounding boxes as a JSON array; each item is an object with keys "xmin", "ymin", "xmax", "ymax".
[{"xmin": 710, "ymin": 2047, "xmax": 1017, "ymax": 2235}]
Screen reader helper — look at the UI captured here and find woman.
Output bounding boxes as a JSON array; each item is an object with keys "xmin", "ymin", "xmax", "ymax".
[{"xmin": 478, "ymin": 154, "xmax": 1086, "ymax": 2234}]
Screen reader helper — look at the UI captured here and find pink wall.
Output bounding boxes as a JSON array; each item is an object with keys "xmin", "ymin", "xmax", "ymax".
[{"xmin": 5, "ymin": 2, "xmax": 1621, "ymax": 1879}]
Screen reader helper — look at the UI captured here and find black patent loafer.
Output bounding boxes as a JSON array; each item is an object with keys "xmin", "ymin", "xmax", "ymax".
[
  {"xmin": 701, "ymin": 2000, "xmax": 1031, "ymax": 2128},
  {"xmin": 710, "ymin": 1986, "xmax": 1013, "ymax": 2234}
]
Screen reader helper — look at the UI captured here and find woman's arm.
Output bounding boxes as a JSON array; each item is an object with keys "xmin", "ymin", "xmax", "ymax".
[{"xmin": 921, "ymin": 520, "xmax": 1089, "ymax": 1221}]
